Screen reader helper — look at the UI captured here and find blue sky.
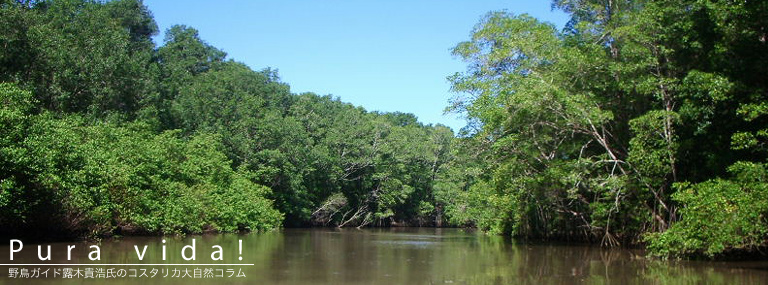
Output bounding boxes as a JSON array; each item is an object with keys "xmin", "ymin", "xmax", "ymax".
[{"xmin": 143, "ymin": 0, "xmax": 569, "ymax": 132}]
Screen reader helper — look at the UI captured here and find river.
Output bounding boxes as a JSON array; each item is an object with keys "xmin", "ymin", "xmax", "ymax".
[{"xmin": 2, "ymin": 228, "xmax": 767, "ymax": 284}]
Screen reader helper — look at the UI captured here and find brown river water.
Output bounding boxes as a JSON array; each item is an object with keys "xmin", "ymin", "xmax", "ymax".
[{"xmin": 2, "ymin": 227, "xmax": 767, "ymax": 284}]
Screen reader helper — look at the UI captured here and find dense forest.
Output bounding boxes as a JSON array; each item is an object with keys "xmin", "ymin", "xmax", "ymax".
[
  {"xmin": 1, "ymin": 0, "xmax": 767, "ymax": 259},
  {"xmin": 0, "ymin": 0, "xmax": 455, "ymax": 238},
  {"xmin": 445, "ymin": 0, "xmax": 768, "ymax": 258}
]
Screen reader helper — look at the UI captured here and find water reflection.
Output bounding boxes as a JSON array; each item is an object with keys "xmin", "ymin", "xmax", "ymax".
[{"xmin": 2, "ymin": 228, "xmax": 767, "ymax": 284}]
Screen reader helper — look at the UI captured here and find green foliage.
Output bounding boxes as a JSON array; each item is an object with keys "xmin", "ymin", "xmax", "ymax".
[
  {"xmin": 447, "ymin": 0, "xmax": 768, "ymax": 255},
  {"xmin": 627, "ymin": 110, "xmax": 679, "ymax": 187},
  {"xmin": 0, "ymin": 83, "xmax": 35, "ymax": 221},
  {"xmin": 447, "ymin": 10, "xmax": 643, "ymax": 242},
  {"xmin": 1, "ymin": 0, "xmax": 458, "ymax": 236},
  {"xmin": 0, "ymin": 0, "xmax": 158, "ymax": 117},
  {"xmin": 0, "ymin": 85, "xmax": 282, "ymax": 237},
  {"xmin": 646, "ymin": 162, "xmax": 768, "ymax": 257}
]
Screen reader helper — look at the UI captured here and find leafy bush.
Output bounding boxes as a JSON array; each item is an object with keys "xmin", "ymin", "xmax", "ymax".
[
  {"xmin": 646, "ymin": 162, "xmax": 768, "ymax": 257},
  {"xmin": 1, "ymin": 83, "xmax": 282, "ymax": 237}
]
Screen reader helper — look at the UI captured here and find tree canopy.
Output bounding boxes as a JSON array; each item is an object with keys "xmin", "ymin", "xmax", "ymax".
[
  {"xmin": 445, "ymin": 0, "xmax": 768, "ymax": 257},
  {"xmin": 0, "ymin": 0, "xmax": 457, "ymax": 238}
]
